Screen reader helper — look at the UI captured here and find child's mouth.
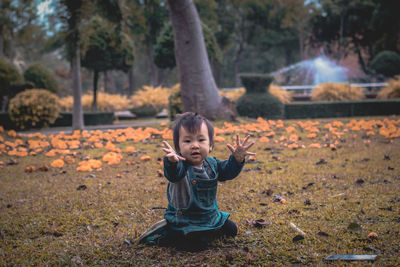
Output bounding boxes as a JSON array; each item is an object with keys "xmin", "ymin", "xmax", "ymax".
[{"xmin": 191, "ymin": 152, "xmax": 200, "ymax": 157}]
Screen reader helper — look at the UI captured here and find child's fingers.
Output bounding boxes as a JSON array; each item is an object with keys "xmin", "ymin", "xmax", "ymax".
[
  {"xmin": 244, "ymin": 141, "xmax": 255, "ymax": 150},
  {"xmin": 246, "ymin": 151, "xmax": 256, "ymax": 156},
  {"xmin": 226, "ymin": 143, "xmax": 235, "ymax": 153},
  {"xmin": 242, "ymin": 135, "xmax": 251, "ymax": 145},
  {"xmin": 162, "ymin": 140, "xmax": 173, "ymax": 150},
  {"xmin": 162, "ymin": 148, "xmax": 171, "ymax": 153}
]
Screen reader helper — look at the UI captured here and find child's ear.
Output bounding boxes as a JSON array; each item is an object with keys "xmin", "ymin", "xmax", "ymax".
[{"xmin": 209, "ymin": 145, "xmax": 213, "ymax": 153}]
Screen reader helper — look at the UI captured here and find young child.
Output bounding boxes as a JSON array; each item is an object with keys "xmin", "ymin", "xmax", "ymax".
[{"xmin": 138, "ymin": 112, "xmax": 255, "ymax": 251}]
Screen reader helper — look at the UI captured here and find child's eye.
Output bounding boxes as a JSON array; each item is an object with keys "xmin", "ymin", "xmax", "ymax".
[
  {"xmin": 184, "ymin": 140, "xmax": 191, "ymax": 143},
  {"xmin": 199, "ymin": 139, "xmax": 206, "ymax": 142}
]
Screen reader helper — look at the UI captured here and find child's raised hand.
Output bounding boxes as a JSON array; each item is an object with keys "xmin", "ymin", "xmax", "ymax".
[
  {"xmin": 227, "ymin": 134, "xmax": 256, "ymax": 163},
  {"xmin": 162, "ymin": 140, "xmax": 186, "ymax": 163}
]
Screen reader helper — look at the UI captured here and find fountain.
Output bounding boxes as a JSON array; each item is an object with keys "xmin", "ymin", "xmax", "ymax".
[
  {"xmin": 270, "ymin": 55, "xmax": 386, "ymax": 99},
  {"xmin": 271, "ymin": 56, "xmax": 348, "ymax": 86}
]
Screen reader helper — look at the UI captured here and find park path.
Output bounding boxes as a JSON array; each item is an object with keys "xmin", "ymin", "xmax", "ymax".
[{"xmin": 21, "ymin": 119, "xmax": 169, "ymax": 135}]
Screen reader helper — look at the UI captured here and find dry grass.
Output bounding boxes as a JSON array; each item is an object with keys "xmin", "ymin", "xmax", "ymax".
[{"xmin": 0, "ymin": 116, "xmax": 399, "ymax": 266}]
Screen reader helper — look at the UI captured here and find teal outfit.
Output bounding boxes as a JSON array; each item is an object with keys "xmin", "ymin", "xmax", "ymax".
[{"xmin": 163, "ymin": 155, "xmax": 244, "ymax": 235}]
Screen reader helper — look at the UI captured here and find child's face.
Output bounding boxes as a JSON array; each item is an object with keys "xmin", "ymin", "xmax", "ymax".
[{"xmin": 178, "ymin": 122, "xmax": 212, "ymax": 168}]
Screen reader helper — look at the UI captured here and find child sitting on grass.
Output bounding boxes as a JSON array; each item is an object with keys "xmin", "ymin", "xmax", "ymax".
[{"xmin": 138, "ymin": 112, "xmax": 255, "ymax": 251}]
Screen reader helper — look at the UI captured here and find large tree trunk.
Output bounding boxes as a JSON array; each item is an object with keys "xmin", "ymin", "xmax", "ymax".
[
  {"xmin": 92, "ymin": 70, "xmax": 99, "ymax": 110},
  {"xmin": 167, "ymin": 0, "xmax": 236, "ymax": 120},
  {"xmin": 72, "ymin": 47, "xmax": 84, "ymax": 130}
]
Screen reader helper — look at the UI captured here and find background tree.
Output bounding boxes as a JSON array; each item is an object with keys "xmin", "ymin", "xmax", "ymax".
[
  {"xmin": 154, "ymin": 21, "xmax": 222, "ymax": 70},
  {"xmin": 167, "ymin": 0, "xmax": 235, "ymax": 120},
  {"xmin": 57, "ymin": 0, "xmax": 88, "ymax": 130},
  {"xmin": 81, "ymin": 15, "xmax": 134, "ymax": 109}
]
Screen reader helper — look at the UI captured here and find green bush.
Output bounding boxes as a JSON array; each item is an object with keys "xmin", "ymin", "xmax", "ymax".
[
  {"xmin": 8, "ymin": 89, "xmax": 60, "ymax": 130},
  {"xmin": 236, "ymin": 93, "xmax": 284, "ymax": 119},
  {"xmin": 168, "ymin": 84, "xmax": 182, "ymax": 120},
  {"xmin": 239, "ymin": 73, "xmax": 274, "ymax": 93},
  {"xmin": 369, "ymin": 50, "xmax": 400, "ymax": 77},
  {"xmin": 23, "ymin": 63, "xmax": 59, "ymax": 93},
  {"xmin": 0, "ymin": 58, "xmax": 23, "ymax": 100},
  {"xmin": 130, "ymin": 104, "xmax": 159, "ymax": 118}
]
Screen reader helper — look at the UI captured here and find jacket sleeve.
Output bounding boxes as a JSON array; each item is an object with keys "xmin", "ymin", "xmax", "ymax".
[
  {"xmin": 216, "ymin": 154, "xmax": 245, "ymax": 181},
  {"xmin": 163, "ymin": 157, "xmax": 186, "ymax": 182}
]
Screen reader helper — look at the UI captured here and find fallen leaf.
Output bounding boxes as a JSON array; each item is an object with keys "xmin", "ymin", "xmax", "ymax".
[
  {"xmin": 315, "ymin": 158, "xmax": 327, "ymax": 165},
  {"xmin": 367, "ymin": 232, "xmax": 378, "ymax": 240},
  {"xmin": 317, "ymin": 231, "xmax": 330, "ymax": 238},
  {"xmin": 77, "ymin": 185, "xmax": 87, "ymax": 191},
  {"xmin": 38, "ymin": 165, "xmax": 49, "ymax": 172},
  {"xmin": 292, "ymin": 234, "xmax": 305, "ymax": 242},
  {"xmin": 246, "ymin": 219, "xmax": 270, "ymax": 228},
  {"xmin": 356, "ymin": 178, "xmax": 365, "ymax": 185},
  {"xmin": 25, "ymin": 165, "xmax": 36, "ymax": 173},
  {"xmin": 262, "ymin": 189, "xmax": 274, "ymax": 196}
]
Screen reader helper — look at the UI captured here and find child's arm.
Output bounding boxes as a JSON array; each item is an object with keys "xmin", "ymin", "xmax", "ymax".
[
  {"xmin": 217, "ymin": 135, "xmax": 256, "ymax": 181},
  {"xmin": 162, "ymin": 141, "xmax": 186, "ymax": 182}
]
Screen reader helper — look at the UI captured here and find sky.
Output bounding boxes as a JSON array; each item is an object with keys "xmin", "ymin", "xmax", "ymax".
[{"xmin": 37, "ymin": 0, "xmax": 54, "ymax": 22}]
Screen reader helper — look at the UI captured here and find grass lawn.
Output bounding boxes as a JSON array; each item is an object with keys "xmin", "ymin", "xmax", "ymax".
[{"xmin": 0, "ymin": 116, "xmax": 399, "ymax": 266}]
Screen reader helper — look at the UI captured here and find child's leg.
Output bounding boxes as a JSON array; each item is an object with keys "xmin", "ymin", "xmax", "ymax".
[
  {"xmin": 218, "ymin": 219, "xmax": 238, "ymax": 238},
  {"xmin": 160, "ymin": 226, "xmax": 209, "ymax": 251},
  {"xmin": 158, "ymin": 225, "xmax": 185, "ymax": 248},
  {"xmin": 185, "ymin": 230, "xmax": 210, "ymax": 251}
]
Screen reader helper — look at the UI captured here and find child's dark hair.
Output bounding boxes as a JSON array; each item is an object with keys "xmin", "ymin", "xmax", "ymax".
[{"xmin": 173, "ymin": 112, "xmax": 214, "ymax": 152}]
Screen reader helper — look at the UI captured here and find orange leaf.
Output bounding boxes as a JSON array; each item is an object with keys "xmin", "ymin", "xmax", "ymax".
[
  {"xmin": 307, "ymin": 133, "xmax": 317, "ymax": 139},
  {"xmin": 140, "ymin": 155, "xmax": 151, "ymax": 161},
  {"xmin": 25, "ymin": 165, "xmax": 36, "ymax": 173},
  {"xmin": 125, "ymin": 146, "xmax": 136, "ymax": 153},
  {"xmin": 51, "ymin": 159, "xmax": 65, "ymax": 168},
  {"xmin": 215, "ymin": 136, "xmax": 225, "ymax": 143},
  {"xmin": 259, "ymin": 136, "xmax": 270, "ymax": 143},
  {"xmin": 7, "ymin": 130, "xmax": 17, "ymax": 138},
  {"xmin": 309, "ymin": 143, "xmax": 321, "ymax": 148}
]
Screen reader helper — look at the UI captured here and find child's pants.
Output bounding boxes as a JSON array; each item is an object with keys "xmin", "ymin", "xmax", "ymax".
[{"xmin": 159, "ymin": 219, "xmax": 237, "ymax": 251}]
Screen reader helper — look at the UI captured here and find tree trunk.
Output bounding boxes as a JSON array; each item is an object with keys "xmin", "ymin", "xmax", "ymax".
[
  {"xmin": 234, "ymin": 43, "xmax": 244, "ymax": 87},
  {"xmin": 92, "ymin": 70, "xmax": 99, "ymax": 110},
  {"xmin": 72, "ymin": 47, "xmax": 84, "ymax": 130},
  {"xmin": 167, "ymin": 0, "xmax": 236, "ymax": 120},
  {"xmin": 127, "ymin": 67, "xmax": 134, "ymax": 95},
  {"xmin": 354, "ymin": 43, "xmax": 368, "ymax": 74},
  {"xmin": 104, "ymin": 70, "xmax": 116, "ymax": 93},
  {"xmin": 0, "ymin": 32, "xmax": 4, "ymax": 58},
  {"xmin": 157, "ymin": 68, "xmax": 165, "ymax": 86}
]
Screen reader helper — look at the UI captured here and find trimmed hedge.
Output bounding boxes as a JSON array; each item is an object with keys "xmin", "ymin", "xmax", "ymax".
[
  {"xmin": 238, "ymin": 73, "xmax": 274, "ymax": 93},
  {"xmin": 284, "ymin": 99, "xmax": 400, "ymax": 119},
  {"xmin": 52, "ymin": 112, "xmax": 115, "ymax": 127},
  {"xmin": 0, "ymin": 111, "xmax": 114, "ymax": 129},
  {"xmin": 236, "ymin": 93, "xmax": 284, "ymax": 119}
]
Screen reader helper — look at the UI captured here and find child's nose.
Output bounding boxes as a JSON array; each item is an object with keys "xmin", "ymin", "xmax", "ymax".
[{"xmin": 191, "ymin": 142, "xmax": 199, "ymax": 148}]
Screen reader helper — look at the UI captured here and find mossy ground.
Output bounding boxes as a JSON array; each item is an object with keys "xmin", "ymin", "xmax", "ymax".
[{"xmin": 0, "ymin": 116, "xmax": 399, "ymax": 266}]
